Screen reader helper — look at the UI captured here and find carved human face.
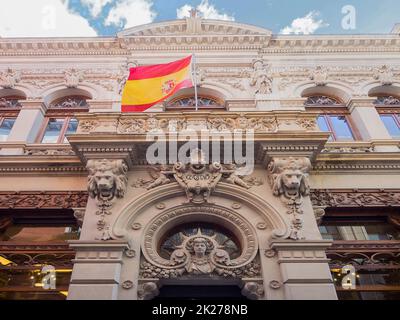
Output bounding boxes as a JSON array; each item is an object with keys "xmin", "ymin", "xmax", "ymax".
[
  {"xmin": 193, "ymin": 239, "xmax": 207, "ymax": 256},
  {"xmin": 282, "ymin": 169, "xmax": 303, "ymax": 190},
  {"xmin": 94, "ymin": 170, "xmax": 115, "ymax": 198}
]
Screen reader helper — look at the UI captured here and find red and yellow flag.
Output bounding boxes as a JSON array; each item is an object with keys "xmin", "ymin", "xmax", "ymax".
[{"xmin": 121, "ymin": 56, "xmax": 193, "ymax": 112}]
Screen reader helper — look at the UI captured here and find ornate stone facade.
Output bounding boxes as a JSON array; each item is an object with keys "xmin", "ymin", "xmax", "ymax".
[{"xmin": 1, "ymin": 15, "xmax": 400, "ymax": 301}]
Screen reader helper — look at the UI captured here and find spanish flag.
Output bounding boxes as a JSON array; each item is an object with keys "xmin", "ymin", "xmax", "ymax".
[{"xmin": 121, "ymin": 56, "xmax": 193, "ymax": 112}]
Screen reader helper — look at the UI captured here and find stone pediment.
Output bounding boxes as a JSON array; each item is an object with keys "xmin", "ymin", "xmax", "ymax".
[{"xmin": 117, "ymin": 18, "xmax": 272, "ymax": 39}]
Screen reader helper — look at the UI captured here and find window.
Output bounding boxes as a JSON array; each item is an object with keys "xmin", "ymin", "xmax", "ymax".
[
  {"xmin": 0, "ymin": 118, "xmax": 16, "ymax": 142},
  {"xmin": 319, "ymin": 217, "xmax": 400, "ymax": 241},
  {"xmin": 317, "ymin": 115, "xmax": 356, "ymax": 141},
  {"xmin": 166, "ymin": 96, "xmax": 225, "ymax": 111},
  {"xmin": 305, "ymin": 96, "xmax": 342, "ymax": 106},
  {"xmin": 39, "ymin": 117, "xmax": 78, "ymax": 144},
  {"xmin": 37, "ymin": 95, "xmax": 88, "ymax": 144},
  {"xmin": 0, "ymin": 210, "xmax": 79, "ymax": 300},
  {"xmin": 380, "ymin": 114, "xmax": 400, "ymax": 138},
  {"xmin": 374, "ymin": 96, "xmax": 400, "ymax": 138},
  {"xmin": 159, "ymin": 222, "xmax": 241, "ymax": 260}
]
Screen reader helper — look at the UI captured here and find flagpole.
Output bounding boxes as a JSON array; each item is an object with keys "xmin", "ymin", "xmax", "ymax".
[{"xmin": 192, "ymin": 54, "xmax": 199, "ymax": 111}]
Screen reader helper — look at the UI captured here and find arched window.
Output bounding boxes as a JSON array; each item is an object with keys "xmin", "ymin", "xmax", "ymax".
[
  {"xmin": 0, "ymin": 94, "xmax": 23, "ymax": 142},
  {"xmin": 37, "ymin": 95, "xmax": 89, "ymax": 144},
  {"xmin": 166, "ymin": 95, "xmax": 225, "ymax": 111},
  {"xmin": 305, "ymin": 95, "xmax": 342, "ymax": 106},
  {"xmin": 159, "ymin": 222, "xmax": 241, "ymax": 260},
  {"xmin": 374, "ymin": 95, "xmax": 400, "ymax": 139},
  {"xmin": 305, "ymin": 95, "xmax": 358, "ymax": 142}
]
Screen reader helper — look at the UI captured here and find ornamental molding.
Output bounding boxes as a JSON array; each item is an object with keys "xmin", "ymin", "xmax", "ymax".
[
  {"xmin": 0, "ymin": 166, "xmax": 86, "ymax": 173},
  {"xmin": 141, "ymin": 204, "xmax": 258, "ymax": 270},
  {"xmin": 313, "ymin": 163, "xmax": 400, "ymax": 171},
  {"xmin": 0, "ymin": 191, "xmax": 88, "ymax": 209},
  {"xmin": 310, "ymin": 189, "xmax": 400, "ymax": 207},
  {"xmin": 75, "ymin": 112, "xmax": 322, "ymax": 136},
  {"xmin": 2, "ymin": 20, "xmax": 400, "ymax": 56}
]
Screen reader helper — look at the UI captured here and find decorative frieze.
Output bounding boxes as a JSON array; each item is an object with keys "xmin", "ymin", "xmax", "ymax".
[
  {"xmin": 76, "ymin": 112, "xmax": 323, "ymax": 136},
  {"xmin": 310, "ymin": 189, "xmax": 400, "ymax": 207},
  {"xmin": 0, "ymin": 191, "xmax": 88, "ymax": 209}
]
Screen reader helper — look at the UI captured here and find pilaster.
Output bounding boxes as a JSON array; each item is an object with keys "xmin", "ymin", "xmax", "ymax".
[
  {"xmin": 0, "ymin": 100, "xmax": 47, "ymax": 155},
  {"xmin": 270, "ymin": 241, "xmax": 337, "ymax": 300},
  {"xmin": 67, "ymin": 241, "xmax": 129, "ymax": 300},
  {"xmin": 348, "ymin": 98, "xmax": 399, "ymax": 152}
]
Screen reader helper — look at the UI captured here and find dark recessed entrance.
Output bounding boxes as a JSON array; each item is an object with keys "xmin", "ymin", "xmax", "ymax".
[{"xmin": 154, "ymin": 285, "xmax": 247, "ymax": 300}]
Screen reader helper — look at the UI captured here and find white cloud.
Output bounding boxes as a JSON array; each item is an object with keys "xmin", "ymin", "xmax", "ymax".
[
  {"xmin": 177, "ymin": 0, "xmax": 234, "ymax": 21},
  {"xmin": 81, "ymin": 0, "xmax": 113, "ymax": 18},
  {"xmin": 280, "ymin": 11, "xmax": 328, "ymax": 35},
  {"xmin": 0, "ymin": 0, "xmax": 97, "ymax": 37},
  {"xmin": 105, "ymin": 0, "xmax": 156, "ymax": 28}
]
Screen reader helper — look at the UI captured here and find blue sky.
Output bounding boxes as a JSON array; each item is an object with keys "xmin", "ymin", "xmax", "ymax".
[{"xmin": 0, "ymin": 0, "xmax": 399, "ymax": 37}]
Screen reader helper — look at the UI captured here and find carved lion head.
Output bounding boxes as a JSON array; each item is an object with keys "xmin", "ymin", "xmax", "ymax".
[
  {"xmin": 87, "ymin": 159, "xmax": 128, "ymax": 201},
  {"xmin": 269, "ymin": 158, "xmax": 311, "ymax": 198}
]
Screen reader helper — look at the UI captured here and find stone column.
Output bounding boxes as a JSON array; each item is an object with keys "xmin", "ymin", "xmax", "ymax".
[
  {"xmin": 266, "ymin": 156, "xmax": 338, "ymax": 300},
  {"xmin": 348, "ymin": 98, "xmax": 399, "ymax": 152},
  {"xmin": 0, "ymin": 100, "xmax": 47, "ymax": 155},
  {"xmin": 68, "ymin": 159, "xmax": 130, "ymax": 300}
]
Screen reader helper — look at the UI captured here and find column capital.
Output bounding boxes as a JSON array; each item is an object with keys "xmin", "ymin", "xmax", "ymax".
[
  {"xmin": 346, "ymin": 97, "xmax": 376, "ymax": 112},
  {"xmin": 20, "ymin": 99, "xmax": 48, "ymax": 114}
]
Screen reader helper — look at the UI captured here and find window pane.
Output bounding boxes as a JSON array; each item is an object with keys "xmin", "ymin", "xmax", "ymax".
[
  {"xmin": 63, "ymin": 118, "xmax": 78, "ymax": 143},
  {"xmin": 41, "ymin": 119, "xmax": 64, "ymax": 143},
  {"xmin": 317, "ymin": 116, "xmax": 333, "ymax": 141},
  {"xmin": 380, "ymin": 115, "xmax": 400, "ymax": 138},
  {"xmin": 0, "ymin": 118, "xmax": 16, "ymax": 142},
  {"xmin": 330, "ymin": 116, "xmax": 354, "ymax": 141},
  {"xmin": 1, "ymin": 225, "xmax": 80, "ymax": 242}
]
